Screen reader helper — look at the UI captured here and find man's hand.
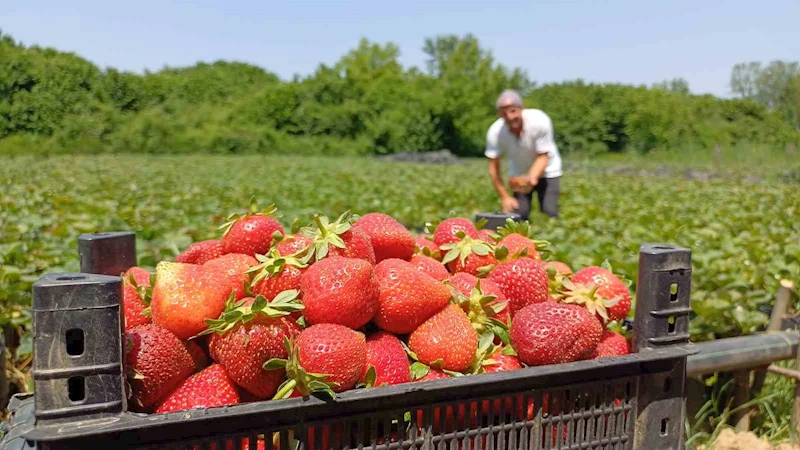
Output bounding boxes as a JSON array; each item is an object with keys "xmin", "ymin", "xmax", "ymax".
[{"xmin": 502, "ymin": 196, "xmax": 519, "ymax": 213}]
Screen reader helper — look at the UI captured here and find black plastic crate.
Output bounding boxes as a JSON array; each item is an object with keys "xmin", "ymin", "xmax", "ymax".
[{"xmin": 1, "ymin": 233, "xmax": 695, "ymax": 450}]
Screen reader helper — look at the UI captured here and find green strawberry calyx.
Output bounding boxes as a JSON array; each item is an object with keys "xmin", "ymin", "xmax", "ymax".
[
  {"xmin": 401, "ymin": 341, "xmax": 463, "ymax": 379},
  {"xmin": 299, "ymin": 210, "xmax": 353, "ymax": 261},
  {"xmin": 264, "ymin": 337, "xmax": 337, "ymax": 400},
  {"xmin": 356, "ymin": 365, "xmax": 379, "ymax": 389},
  {"xmin": 247, "ymin": 247, "xmax": 311, "ymax": 289},
  {"xmin": 125, "ymin": 272, "xmax": 154, "ymax": 317},
  {"xmin": 546, "ymin": 263, "xmax": 571, "ymax": 297},
  {"xmin": 468, "ymin": 332, "xmax": 505, "ymax": 374},
  {"xmin": 445, "ymin": 280, "xmax": 509, "ymax": 337},
  {"xmin": 439, "ymin": 231, "xmax": 504, "ymax": 268},
  {"xmin": 558, "ymin": 278, "xmax": 623, "ymax": 323},
  {"xmin": 194, "ymin": 290, "xmax": 304, "ymax": 338},
  {"xmin": 219, "ymin": 197, "xmax": 280, "ymax": 237}
]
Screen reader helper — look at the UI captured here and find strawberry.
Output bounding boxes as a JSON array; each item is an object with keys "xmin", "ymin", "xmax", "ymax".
[
  {"xmin": 468, "ymin": 335, "xmax": 527, "ymax": 419},
  {"xmin": 510, "ymin": 302, "xmax": 603, "ymax": 366},
  {"xmin": 203, "ymin": 253, "xmax": 259, "ymax": 300},
  {"xmin": 373, "ymin": 258, "xmax": 451, "ymax": 334},
  {"xmin": 493, "ymin": 218, "xmax": 549, "ymax": 260},
  {"xmin": 203, "ymin": 292, "xmax": 303, "ymax": 399},
  {"xmin": 219, "ymin": 200, "xmax": 284, "ymax": 256},
  {"xmin": 150, "ymin": 261, "xmax": 233, "ymax": 340},
  {"xmin": 125, "ymin": 324, "xmax": 196, "ymax": 411},
  {"xmin": 352, "ymin": 212, "xmax": 415, "ymax": 262},
  {"xmin": 360, "ymin": 331, "xmax": 411, "ymax": 387},
  {"xmin": 175, "ymin": 240, "xmax": 224, "ymax": 265},
  {"xmin": 410, "ymin": 255, "xmax": 449, "ymax": 281},
  {"xmin": 155, "ymin": 363, "xmax": 240, "ymax": 413},
  {"xmin": 559, "ymin": 265, "xmax": 632, "ymax": 324},
  {"xmin": 122, "ymin": 267, "xmax": 153, "ymax": 330},
  {"xmin": 440, "ymin": 232, "xmax": 503, "ymax": 276},
  {"xmin": 432, "ymin": 218, "xmax": 479, "ymax": 248},
  {"xmin": 299, "ymin": 211, "xmax": 376, "ymax": 265},
  {"xmin": 486, "ymin": 257, "xmax": 549, "ymax": 316},
  {"xmin": 590, "ymin": 331, "xmax": 631, "ymax": 359},
  {"xmin": 185, "ymin": 340, "xmax": 209, "ymax": 372},
  {"xmin": 477, "ymin": 229, "xmax": 495, "ymax": 243},
  {"xmin": 414, "ymin": 235, "xmax": 442, "ymax": 260},
  {"xmin": 447, "ymin": 277, "xmax": 509, "ymax": 336},
  {"xmin": 275, "ymin": 233, "xmax": 313, "ymax": 256},
  {"xmin": 545, "ymin": 261, "xmax": 572, "ymax": 275},
  {"xmin": 413, "ymin": 366, "xmax": 452, "ymax": 382},
  {"xmin": 299, "ymin": 256, "xmax": 379, "ymax": 330},
  {"xmin": 248, "ymin": 247, "xmax": 309, "ymax": 300},
  {"xmin": 408, "ymin": 304, "xmax": 478, "ymax": 372},
  {"xmin": 267, "ymin": 323, "xmax": 366, "ymax": 398}
]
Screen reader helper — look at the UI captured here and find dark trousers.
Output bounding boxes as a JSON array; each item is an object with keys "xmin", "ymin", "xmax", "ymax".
[{"xmin": 514, "ymin": 176, "xmax": 560, "ymax": 219}]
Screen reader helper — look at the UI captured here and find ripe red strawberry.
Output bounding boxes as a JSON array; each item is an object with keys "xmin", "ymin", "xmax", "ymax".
[
  {"xmin": 122, "ymin": 267, "xmax": 152, "ymax": 330},
  {"xmin": 360, "ymin": 331, "xmax": 411, "ymax": 387},
  {"xmin": 410, "ymin": 255, "xmax": 449, "ymax": 281},
  {"xmin": 494, "ymin": 219, "xmax": 548, "ymax": 260},
  {"xmin": 352, "ymin": 212, "xmax": 415, "ymax": 262},
  {"xmin": 408, "ymin": 304, "xmax": 478, "ymax": 372},
  {"xmin": 440, "ymin": 232, "xmax": 502, "ymax": 276},
  {"xmin": 448, "ymin": 273, "xmax": 508, "ymax": 311},
  {"xmin": 204, "ymin": 292, "xmax": 303, "ymax": 399},
  {"xmin": 185, "ymin": 340, "xmax": 209, "ymax": 372},
  {"xmin": 469, "ymin": 338, "xmax": 528, "ymax": 419},
  {"xmin": 590, "ymin": 331, "xmax": 631, "ymax": 359},
  {"xmin": 546, "ymin": 261, "xmax": 572, "ymax": 275},
  {"xmin": 433, "ymin": 218, "xmax": 479, "ymax": 247},
  {"xmin": 275, "ymin": 233, "xmax": 313, "ymax": 256},
  {"xmin": 477, "ymin": 229, "xmax": 495, "ymax": 243},
  {"xmin": 125, "ymin": 324, "xmax": 196, "ymax": 411},
  {"xmin": 414, "ymin": 235, "xmax": 442, "ymax": 260},
  {"xmin": 175, "ymin": 240, "xmax": 224, "ymax": 265},
  {"xmin": 486, "ymin": 258, "xmax": 549, "ymax": 315},
  {"xmin": 414, "ymin": 367, "xmax": 451, "ymax": 382},
  {"xmin": 220, "ymin": 202, "xmax": 284, "ymax": 257},
  {"xmin": 300, "ymin": 212, "xmax": 376, "ymax": 265},
  {"xmin": 204, "ymin": 253, "xmax": 259, "ymax": 300},
  {"xmin": 510, "ymin": 302, "xmax": 602, "ymax": 366},
  {"xmin": 268, "ymin": 324, "xmax": 367, "ymax": 398},
  {"xmin": 155, "ymin": 363, "xmax": 240, "ymax": 413},
  {"xmin": 150, "ymin": 261, "xmax": 233, "ymax": 340},
  {"xmin": 497, "ymin": 234, "xmax": 542, "ymax": 261},
  {"xmin": 249, "ymin": 248, "xmax": 309, "ymax": 300},
  {"xmin": 373, "ymin": 258, "xmax": 451, "ymax": 334},
  {"xmin": 560, "ymin": 265, "xmax": 632, "ymax": 324},
  {"xmin": 300, "ymin": 256, "xmax": 379, "ymax": 329},
  {"xmin": 447, "ymin": 277, "xmax": 510, "ymax": 336}
]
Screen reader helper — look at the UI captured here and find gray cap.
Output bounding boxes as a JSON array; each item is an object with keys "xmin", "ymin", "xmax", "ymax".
[{"xmin": 496, "ymin": 89, "xmax": 523, "ymax": 109}]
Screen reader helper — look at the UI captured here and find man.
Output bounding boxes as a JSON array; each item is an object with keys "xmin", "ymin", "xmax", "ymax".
[{"xmin": 485, "ymin": 89, "xmax": 562, "ymax": 219}]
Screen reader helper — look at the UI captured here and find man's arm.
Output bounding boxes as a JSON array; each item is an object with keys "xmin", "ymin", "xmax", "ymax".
[
  {"xmin": 489, "ymin": 158, "xmax": 512, "ymax": 200},
  {"xmin": 527, "ymin": 112, "xmax": 557, "ymax": 186},
  {"xmin": 527, "ymin": 153, "xmax": 549, "ymax": 185}
]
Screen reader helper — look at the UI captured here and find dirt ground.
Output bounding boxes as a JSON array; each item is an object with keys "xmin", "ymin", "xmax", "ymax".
[{"xmin": 697, "ymin": 429, "xmax": 800, "ymax": 450}]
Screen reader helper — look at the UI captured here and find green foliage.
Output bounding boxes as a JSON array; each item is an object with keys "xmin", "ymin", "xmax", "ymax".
[{"xmin": 0, "ymin": 31, "xmax": 797, "ymax": 157}]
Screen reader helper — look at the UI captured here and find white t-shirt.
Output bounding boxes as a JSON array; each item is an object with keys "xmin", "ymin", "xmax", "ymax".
[{"xmin": 484, "ymin": 108, "xmax": 563, "ymax": 179}]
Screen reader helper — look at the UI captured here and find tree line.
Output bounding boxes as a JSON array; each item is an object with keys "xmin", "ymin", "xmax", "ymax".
[{"xmin": 1, "ymin": 30, "xmax": 797, "ymax": 157}]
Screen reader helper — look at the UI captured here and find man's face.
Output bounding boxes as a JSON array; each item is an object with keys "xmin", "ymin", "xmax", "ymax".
[{"xmin": 498, "ymin": 104, "xmax": 523, "ymax": 130}]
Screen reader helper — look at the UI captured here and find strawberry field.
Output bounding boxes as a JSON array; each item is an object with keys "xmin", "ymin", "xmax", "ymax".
[{"xmin": 1, "ymin": 153, "xmax": 799, "ymax": 409}]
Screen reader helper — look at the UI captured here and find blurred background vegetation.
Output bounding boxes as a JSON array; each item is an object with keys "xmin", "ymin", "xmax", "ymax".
[{"xmin": 1, "ymin": 30, "xmax": 798, "ymax": 158}]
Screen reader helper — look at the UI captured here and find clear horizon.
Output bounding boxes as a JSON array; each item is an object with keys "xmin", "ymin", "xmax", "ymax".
[{"xmin": 2, "ymin": 0, "xmax": 799, "ymax": 98}]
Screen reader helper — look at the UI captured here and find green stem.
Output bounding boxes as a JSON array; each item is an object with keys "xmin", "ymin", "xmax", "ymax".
[
  {"xmin": 273, "ymin": 379, "xmax": 297, "ymax": 400},
  {"xmin": 313, "ymin": 214, "xmax": 327, "ymax": 238}
]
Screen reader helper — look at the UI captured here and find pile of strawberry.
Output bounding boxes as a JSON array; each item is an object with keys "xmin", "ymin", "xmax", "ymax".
[{"xmin": 121, "ymin": 202, "xmax": 633, "ymax": 416}]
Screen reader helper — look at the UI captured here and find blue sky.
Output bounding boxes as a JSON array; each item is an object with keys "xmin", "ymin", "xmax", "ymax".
[{"xmin": 2, "ymin": 0, "xmax": 798, "ymax": 97}]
